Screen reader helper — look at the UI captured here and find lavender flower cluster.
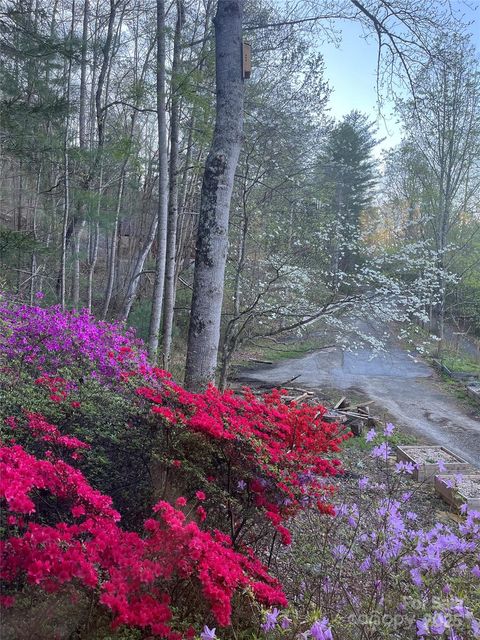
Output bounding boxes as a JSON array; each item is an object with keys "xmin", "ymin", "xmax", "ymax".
[{"xmin": 264, "ymin": 424, "xmax": 480, "ymax": 640}]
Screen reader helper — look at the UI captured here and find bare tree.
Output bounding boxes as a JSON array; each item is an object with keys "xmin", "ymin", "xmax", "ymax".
[
  {"xmin": 184, "ymin": 0, "xmax": 245, "ymax": 390},
  {"xmin": 399, "ymin": 36, "xmax": 480, "ymax": 342},
  {"xmin": 147, "ymin": 0, "xmax": 169, "ymax": 359},
  {"xmin": 161, "ymin": 0, "xmax": 183, "ymax": 367}
]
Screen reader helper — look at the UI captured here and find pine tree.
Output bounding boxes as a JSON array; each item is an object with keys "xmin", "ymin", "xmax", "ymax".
[{"xmin": 317, "ymin": 111, "xmax": 379, "ymax": 279}]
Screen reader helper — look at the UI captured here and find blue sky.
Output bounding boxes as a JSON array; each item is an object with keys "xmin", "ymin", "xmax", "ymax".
[{"xmin": 320, "ymin": 1, "xmax": 480, "ymax": 156}]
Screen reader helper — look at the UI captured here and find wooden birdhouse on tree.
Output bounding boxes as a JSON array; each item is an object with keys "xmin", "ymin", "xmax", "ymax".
[{"xmin": 242, "ymin": 41, "xmax": 251, "ymax": 79}]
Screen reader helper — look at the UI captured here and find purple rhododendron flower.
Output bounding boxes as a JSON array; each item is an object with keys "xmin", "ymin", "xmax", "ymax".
[
  {"xmin": 332, "ymin": 544, "xmax": 351, "ymax": 559},
  {"xmin": 430, "ymin": 612, "xmax": 448, "ymax": 635},
  {"xmin": 438, "ymin": 459, "xmax": 447, "ymax": 473},
  {"xmin": 358, "ymin": 476, "xmax": 369, "ymax": 490},
  {"xmin": 310, "ymin": 618, "xmax": 333, "ymax": 640},
  {"xmin": 335, "ymin": 503, "xmax": 348, "ymax": 518},
  {"xmin": 416, "ymin": 619, "xmax": 429, "ymax": 637},
  {"xmin": 261, "ymin": 608, "xmax": 279, "ymax": 632},
  {"xmin": 471, "ymin": 618, "xmax": 480, "ymax": 636},
  {"xmin": 0, "ymin": 302, "xmax": 150, "ymax": 381},
  {"xmin": 395, "ymin": 460, "xmax": 415, "ymax": 474},
  {"xmin": 384, "ymin": 422, "xmax": 395, "ymax": 436},
  {"xmin": 411, "ymin": 568, "xmax": 423, "ymax": 586},
  {"xmin": 450, "ymin": 599, "xmax": 470, "ymax": 618},
  {"xmin": 371, "ymin": 442, "xmax": 392, "ymax": 459},
  {"xmin": 281, "ymin": 616, "xmax": 292, "ymax": 629},
  {"xmin": 201, "ymin": 626, "xmax": 216, "ymax": 640}
]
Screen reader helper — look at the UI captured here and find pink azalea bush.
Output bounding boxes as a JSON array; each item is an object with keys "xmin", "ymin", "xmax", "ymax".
[
  {"xmin": 3, "ymin": 297, "xmax": 477, "ymax": 639},
  {"xmin": 0, "ymin": 436, "xmax": 286, "ymax": 634},
  {"xmin": 0, "ymin": 299, "xmax": 150, "ymax": 381},
  {"xmin": 0, "ymin": 297, "xmax": 349, "ymax": 637}
]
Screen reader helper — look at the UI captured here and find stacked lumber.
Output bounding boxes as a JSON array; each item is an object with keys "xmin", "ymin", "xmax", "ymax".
[{"xmin": 323, "ymin": 397, "xmax": 377, "ymax": 436}]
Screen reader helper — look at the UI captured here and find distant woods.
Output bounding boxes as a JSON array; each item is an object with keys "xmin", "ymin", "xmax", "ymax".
[{"xmin": 1, "ymin": 0, "xmax": 479, "ymax": 388}]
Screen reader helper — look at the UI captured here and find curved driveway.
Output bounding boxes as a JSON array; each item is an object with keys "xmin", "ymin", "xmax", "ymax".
[{"xmin": 241, "ymin": 344, "xmax": 480, "ymax": 467}]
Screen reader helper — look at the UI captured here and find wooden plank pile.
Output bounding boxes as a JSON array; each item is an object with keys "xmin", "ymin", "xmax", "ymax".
[
  {"xmin": 236, "ymin": 375, "xmax": 378, "ymax": 437},
  {"xmin": 322, "ymin": 397, "xmax": 378, "ymax": 436},
  {"xmin": 272, "ymin": 385, "xmax": 378, "ymax": 437}
]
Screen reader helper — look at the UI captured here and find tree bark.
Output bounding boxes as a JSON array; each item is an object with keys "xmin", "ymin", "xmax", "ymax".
[
  {"xmin": 87, "ymin": 220, "xmax": 99, "ymax": 312},
  {"xmin": 102, "ymin": 173, "xmax": 124, "ymax": 318},
  {"xmin": 95, "ymin": 0, "xmax": 116, "ymax": 151},
  {"xmin": 72, "ymin": 220, "xmax": 85, "ymax": 307},
  {"xmin": 69, "ymin": 0, "xmax": 90, "ymax": 308},
  {"xmin": 79, "ymin": 0, "xmax": 89, "ymax": 149},
  {"xmin": 147, "ymin": 0, "xmax": 169, "ymax": 359},
  {"xmin": 184, "ymin": 0, "xmax": 244, "ymax": 391},
  {"xmin": 60, "ymin": 0, "xmax": 75, "ymax": 309},
  {"xmin": 119, "ymin": 214, "xmax": 157, "ymax": 322},
  {"xmin": 161, "ymin": 0, "xmax": 183, "ymax": 368},
  {"xmin": 219, "ymin": 167, "xmax": 249, "ymax": 390}
]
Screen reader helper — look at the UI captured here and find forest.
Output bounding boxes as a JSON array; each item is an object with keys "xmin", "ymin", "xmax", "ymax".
[
  {"xmin": 1, "ymin": 0, "xmax": 480, "ymax": 387},
  {"xmin": 1, "ymin": 0, "xmax": 480, "ymax": 639}
]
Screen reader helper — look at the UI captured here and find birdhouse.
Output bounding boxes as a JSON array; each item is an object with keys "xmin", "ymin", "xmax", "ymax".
[{"xmin": 242, "ymin": 41, "xmax": 251, "ymax": 79}]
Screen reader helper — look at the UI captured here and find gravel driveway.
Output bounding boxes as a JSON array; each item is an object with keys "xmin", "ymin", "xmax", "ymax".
[{"xmin": 240, "ymin": 342, "xmax": 480, "ymax": 468}]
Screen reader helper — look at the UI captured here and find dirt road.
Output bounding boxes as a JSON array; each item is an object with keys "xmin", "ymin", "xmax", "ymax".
[{"xmin": 240, "ymin": 341, "xmax": 480, "ymax": 467}]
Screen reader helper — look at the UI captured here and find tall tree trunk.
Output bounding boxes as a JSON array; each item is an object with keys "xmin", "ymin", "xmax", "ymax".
[
  {"xmin": 57, "ymin": 0, "xmax": 116, "ymax": 276},
  {"xmin": 87, "ymin": 220, "xmax": 99, "ymax": 312},
  {"xmin": 184, "ymin": 0, "xmax": 244, "ymax": 391},
  {"xmin": 60, "ymin": 1, "xmax": 75, "ymax": 308},
  {"xmin": 218, "ymin": 177, "xmax": 249, "ymax": 390},
  {"xmin": 29, "ymin": 167, "xmax": 42, "ymax": 303},
  {"xmin": 70, "ymin": 0, "xmax": 90, "ymax": 307},
  {"xmin": 95, "ymin": 0, "xmax": 116, "ymax": 151},
  {"xmin": 16, "ymin": 160, "xmax": 23, "ymax": 294},
  {"xmin": 72, "ymin": 220, "xmax": 85, "ymax": 307},
  {"xmin": 147, "ymin": 0, "xmax": 169, "ymax": 359},
  {"xmin": 162, "ymin": 0, "xmax": 183, "ymax": 368},
  {"xmin": 174, "ymin": 0, "xmax": 213, "ymax": 283},
  {"xmin": 79, "ymin": 0, "xmax": 89, "ymax": 148},
  {"xmin": 102, "ymin": 173, "xmax": 125, "ymax": 318},
  {"xmin": 119, "ymin": 215, "xmax": 157, "ymax": 322},
  {"xmin": 60, "ymin": 135, "xmax": 70, "ymax": 309}
]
